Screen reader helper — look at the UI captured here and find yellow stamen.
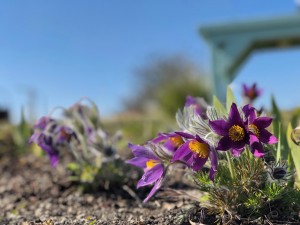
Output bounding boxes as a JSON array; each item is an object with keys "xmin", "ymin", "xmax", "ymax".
[
  {"xmin": 146, "ymin": 159, "xmax": 159, "ymax": 169},
  {"xmin": 188, "ymin": 140, "xmax": 210, "ymax": 158},
  {"xmin": 170, "ymin": 136, "xmax": 184, "ymax": 147},
  {"xmin": 249, "ymin": 124, "xmax": 260, "ymax": 137},
  {"xmin": 229, "ymin": 125, "xmax": 245, "ymax": 142}
]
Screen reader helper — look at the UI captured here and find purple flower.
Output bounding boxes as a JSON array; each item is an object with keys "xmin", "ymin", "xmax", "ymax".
[
  {"xmin": 172, "ymin": 132, "xmax": 218, "ymax": 180},
  {"xmin": 185, "ymin": 96, "xmax": 208, "ymax": 119},
  {"xmin": 126, "ymin": 143, "xmax": 166, "ymax": 202},
  {"xmin": 151, "ymin": 132, "xmax": 184, "ymax": 152},
  {"xmin": 32, "ymin": 133, "xmax": 60, "ymax": 167},
  {"xmin": 242, "ymin": 83, "xmax": 262, "ymax": 103},
  {"xmin": 29, "ymin": 116, "xmax": 54, "ymax": 143},
  {"xmin": 242, "ymin": 105, "xmax": 277, "ymax": 157},
  {"xmin": 54, "ymin": 125, "xmax": 78, "ymax": 145},
  {"xmin": 30, "ymin": 116, "xmax": 61, "ymax": 167},
  {"xmin": 209, "ymin": 103, "xmax": 249, "ymax": 156}
]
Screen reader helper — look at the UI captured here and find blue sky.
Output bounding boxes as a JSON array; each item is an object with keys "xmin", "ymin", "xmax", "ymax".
[{"xmin": 0, "ymin": 1, "xmax": 299, "ymax": 123}]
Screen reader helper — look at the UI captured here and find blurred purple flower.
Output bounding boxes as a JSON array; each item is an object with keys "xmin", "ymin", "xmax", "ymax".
[
  {"xmin": 242, "ymin": 105, "xmax": 277, "ymax": 158},
  {"xmin": 126, "ymin": 143, "xmax": 166, "ymax": 202},
  {"xmin": 242, "ymin": 83, "xmax": 262, "ymax": 103},
  {"xmin": 30, "ymin": 117, "xmax": 74, "ymax": 167},
  {"xmin": 172, "ymin": 132, "xmax": 218, "ymax": 180},
  {"xmin": 209, "ymin": 103, "xmax": 249, "ymax": 156},
  {"xmin": 185, "ymin": 96, "xmax": 208, "ymax": 119},
  {"xmin": 29, "ymin": 116, "xmax": 54, "ymax": 143},
  {"xmin": 38, "ymin": 135, "xmax": 60, "ymax": 167},
  {"xmin": 54, "ymin": 125, "xmax": 78, "ymax": 145}
]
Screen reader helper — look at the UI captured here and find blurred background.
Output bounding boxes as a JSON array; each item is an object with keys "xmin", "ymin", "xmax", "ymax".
[{"xmin": 0, "ymin": 0, "xmax": 300, "ymax": 146}]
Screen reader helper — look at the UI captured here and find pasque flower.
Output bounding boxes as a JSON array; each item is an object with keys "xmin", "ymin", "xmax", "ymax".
[
  {"xmin": 36, "ymin": 134, "xmax": 60, "ymax": 167},
  {"xmin": 172, "ymin": 132, "xmax": 218, "ymax": 180},
  {"xmin": 242, "ymin": 83, "xmax": 262, "ymax": 103},
  {"xmin": 242, "ymin": 104, "xmax": 277, "ymax": 157},
  {"xmin": 185, "ymin": 96, "xmax": 208, "ymax": 119},
  {"xmin": 30, "ymin": 117, "xmax": 77, "ymax": 167},
  {"xmin": 209, "ymin": 103, "xmax": 249, "ymax": 156},
  {"xmin": 126, "ymin": 143, "xmax": 168, "ymax": 202}
]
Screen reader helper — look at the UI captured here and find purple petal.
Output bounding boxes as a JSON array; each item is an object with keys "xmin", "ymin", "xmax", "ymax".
[
  {"xmin": 216, "ymin": 136, "xmax": 232, "ymax": 151},
  {"xmin": 192, "ymin": 156, "xmax": 207, "ymax": 171},
  {"xmin": 242, "ymin": 84, "xmax": 248, "ymax": 93},
  {"xmin": 126, "ymin": 157, "xmax": 148, "ymax": 168},
  {"xmin": 242, "ymin": 104, "xmax": 256, "ymax": 123},
  {"xmin": 195, "ymin": 135, "xmax": 206, "ymax": 144},
  {"xmin": 185, "ymin": 96, "xmax": 197, "ymax": 107},
  {"xmin": 209, "ymin": 120, "xmax": 229, "ymax": 136},
  {"xmin": 175, "ymin": 131, "xmax": 194, "ymax": 139},
  {"xmin": 209, "ymin": 148, "xmax": 218, "ymax": 181},
  {"xmin": 163, "ymin": 140, "xmax": 177, "ymax": 152},
  {"xmin": 253, "ymin": 117, "xmax": 272, "ymax": 129},
  {"xmin": 172, "ymin": 142, "xmax": 192, "ymax": 161},
  {"xmin": 231, "ymin": 139, "xmax": 247, "ymax": 150},
  {"xmin": 228, "ymin": 103, "xmax": 242, "ymax": 125},
  {"xmin": 182, "ymin": 152, "xmax": 194, "ymax": 166},
  {"xmin": 143, "ymin": 176, "xmax": 164, "ymax": 203},
  {"xmin": 34, "ymin": 116, "xmax": 52, "ymax": 130},
  {"xmin": 151, "ymin": 133, "xmax": 168, "ymax": 143},
  {"xmin": 230, "ymin": 148, "xmax": 244, "ymax": 157},
  {"xmin": 185, "ymin": 96, "xmax": 204, "ymax": 116},
  {"xmin": 128, "ymin": 143, "xmax": 157, "ymax": 160},
  {"xmin": 249, "ymin": 134, "xmax": 264, "ymax": 158},
  {"xmin": 49, "ymin": 154, "xmax": 59, "ymax": 167},
  {"xmin": 29, "ymin": 132, "xmax": 41, "ymax": 144},
  {"xmin": 259, "ymin": 129, "xmax": 278, "ymax": 144},
  {"xmin": 137, "ymin": 164, "xmax": 163, "ymax": 188}
]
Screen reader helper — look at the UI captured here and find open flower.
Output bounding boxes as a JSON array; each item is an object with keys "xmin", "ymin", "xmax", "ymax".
[
  {"xmin": 126, "ymin": 143, "xmax": 167, "ymax": 202},
  {"xmin": 242, "ymin": 83, "xmax": 262, "ymax": 103},
  {"xmin": 172, "ymin": 132, "xmax": 218, "ymax": 180},
  {"xmin": 209, "ymin": 103, "xmax": 249, "ymax": 156},
  {"xmin": 242, "ymin": 105, "xmax": 277, "ymax": 157}
]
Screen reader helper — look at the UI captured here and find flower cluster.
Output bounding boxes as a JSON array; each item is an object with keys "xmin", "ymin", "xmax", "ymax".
[
  {"xmin": 29, "ymin": 99, "xmax": 122, "ymax": 185},
  {"xmin": 127, "ymin": 95, "xmax": 278, "ymax": 202}
]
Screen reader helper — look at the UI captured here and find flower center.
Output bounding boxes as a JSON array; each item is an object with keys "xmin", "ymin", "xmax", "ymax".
[
  {"xmin": 188, "ymin": 140, "xmax": 210, "ymax": 158},
  {"xmin": 248, "ymin": 124, "xmax": 260, "ymax": 137},
  {"xmin": 248, "ymin": 90, "xmax": 256, "ymax": 100},
  {"xmin": 146, "ymin": 159, "xmax": 159, "ymax": 169},
  {"xmin": 229, "ymin": 125, "xmax": 245, "ymax": 142},
  {"xmin": 170, "ymin": 136, "xmax": 184, "ymax": 147}
]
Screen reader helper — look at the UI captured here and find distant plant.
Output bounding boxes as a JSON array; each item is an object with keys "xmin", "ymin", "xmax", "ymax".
[
  {"xmin": 0, "ymin": 108, "xmax": 32, "ymax": 156},
  {"xmin": 30, "ymin": 98, "xmax": 135, "ymax": 191},
  {"xmin": 127, "ymin": 86, "xmax": 300, "ymax": 223}
]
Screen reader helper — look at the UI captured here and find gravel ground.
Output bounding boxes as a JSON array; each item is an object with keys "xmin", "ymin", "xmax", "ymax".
[{"xmin": 0, "ymin": 154, "xmax": 198, "ymax": 225}]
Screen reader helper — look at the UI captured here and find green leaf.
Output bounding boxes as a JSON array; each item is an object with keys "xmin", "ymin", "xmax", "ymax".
[
  {"xmin": 271, "ymin": 95, "xmax": 282, "ymax": 139},
  {"xmin": 276, "ymin": 123, "xmax": 281, "ymax": 162},
  {"xmin": 287, "ymin": 123, "xmax": 300, "ymax": 187},
  {"xmin": 226, "ymin": 86, "xmax": 236, "ymax": 113},
  {"xmin": 213, "ymin": 96, "xmax": 226, "ymax": 117}
]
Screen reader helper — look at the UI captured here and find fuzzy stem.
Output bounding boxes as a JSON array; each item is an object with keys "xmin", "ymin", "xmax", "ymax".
[{"xmin": 226, "ymin": 151, "xmax": 235, "ymax": 180}]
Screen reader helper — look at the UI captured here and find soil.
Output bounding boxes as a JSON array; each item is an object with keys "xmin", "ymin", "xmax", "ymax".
[{"xmin": 0, "ymin": 154, "xmax": 199, "ymax": 225}]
